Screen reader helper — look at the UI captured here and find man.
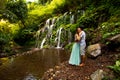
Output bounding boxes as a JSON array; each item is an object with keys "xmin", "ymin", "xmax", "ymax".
[{"xmin": 78, "ymin": 26, "xmax": 86, "ymax": 66}]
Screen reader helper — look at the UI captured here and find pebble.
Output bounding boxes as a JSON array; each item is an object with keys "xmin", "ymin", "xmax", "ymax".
[
  {"xmin": 55, "ymin": 66, "xmax": 60, "ymax": 69},
  {"xmin": 53, "ymin": 74, "xmax": 55, "ymax": 77},
  {"xmin": 55, "ymin": 71, "xmax": 60, "ymax": 74},
  {"xmin": 49, "ymin": 68, "xmax": 53, "ymax": 72}
]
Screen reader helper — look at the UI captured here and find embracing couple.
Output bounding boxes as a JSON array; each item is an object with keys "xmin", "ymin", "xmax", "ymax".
[{"xmin": 69, "ymin": 26, "xmax": 86, "ymax": 67}]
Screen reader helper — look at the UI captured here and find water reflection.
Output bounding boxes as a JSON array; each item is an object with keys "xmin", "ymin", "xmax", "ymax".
[{"xmin": 0, "ymin": 49, "xmax": 69, "ymax": 80}]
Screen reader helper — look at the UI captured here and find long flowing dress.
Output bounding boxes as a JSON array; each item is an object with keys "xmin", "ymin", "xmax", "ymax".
[{"xmin": 69, "ymin": 42, "xmax": 81, "ymax": 66}]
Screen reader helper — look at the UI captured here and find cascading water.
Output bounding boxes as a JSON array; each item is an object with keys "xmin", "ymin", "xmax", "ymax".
[
  {"xmin": 68, "ymin": 29, "xmax": 72, "ymax": 44},
  {"xmin": 48, "ymin": 18, "xmax": 56, "ymax": 37},
  {"xmin": 45, "ymin": 19, "xmax": 50, "ymax": 30},
  {"xmin": 82, "ymin": 10, "xmax": 85, "ymax": 15},
  {"xmin": 63, "ymin": 12, "xmax": 68, "ymax": 24},
  {"xmin": 52, "ymin": 18, "xmax": 56, "ymax": 25},
  {"xmin": 36, "ymin": 10, "xmax": 84, "ymax": 49},
  {"xmin": 47, "ymin": 24, "xmax": 54, "ymax": 38},
  {"xmin": 56, "ymin": 27, "xmax": 63, "ymax": 48},
  {"xmin": 39, "ymin": 18, "xmax": 56, "ymax": 48},
  {"xmin": 70, "ymin": 12, "xmax": 75, "ymax": 24},
  {"xmin": 37, "ymin": 19, "xmax": 50, "ymax": 48},
  {"xmin": 40, "ymin": 37, "xmax": 46, "ymax": 48}
]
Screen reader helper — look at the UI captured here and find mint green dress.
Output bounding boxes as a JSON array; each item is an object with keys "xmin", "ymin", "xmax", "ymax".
[{"xmin": 69, "ymin": 42, "xmax": 81, "ymax": 66}]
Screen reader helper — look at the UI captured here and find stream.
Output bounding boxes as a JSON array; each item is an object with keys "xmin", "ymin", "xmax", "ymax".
[{"xmin": 0, "ymin": 49, "xmax": 70, "ymax": 80}]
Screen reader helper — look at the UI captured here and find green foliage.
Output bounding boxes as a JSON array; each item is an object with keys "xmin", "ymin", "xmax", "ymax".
[
  {"xmin": 14, "ymin": 29, "xmax": 34, "ymax": 45},
  {"xmin": 0, "ymin": 0, "xmax": 120, "ymax": 53},
  {"xmin": 29, "ymin": 0, "xmax": 65, "ymax": 16},
  {"xmin": 109, "ymin": 60, "xmax": 120, "ymax": 74},
  {"xmin": 0, "ymin": 19, "xmax": 19, "ymax": 53},
  {"xmin": 6, "ymin": 0, "xmax": 28, "ymax": 19},
  {"xmin": 108, "ymin": 60, "xmax": 120, "ymax": 79},
  {"xmin": 0, "ymin": 0, "xmax": 7, "ymax": 9},
  {"xmin": 101, "ymin": 22, "xmax": 120, "ymax": 39},
  {"xmin": 78, "ymin": 5, "xmax": 109, "ymax": 28},
  {"xmin": 0, "ymin": 33, "xmax": 10, "ymax": 47},
  {"xmin": 0, "ymin": 10, "xmax": 18, "ymax": 23},
  {"xmin": 65, "ymin": 42, "xmax": 74, "ymax": 51},
  {"xmin": 6, "ymin": 0, "xmax": 28, "ymax": 26},
  {"xmin": 0, "ymin": 19, "xmax": 20, "ymax": 37}
]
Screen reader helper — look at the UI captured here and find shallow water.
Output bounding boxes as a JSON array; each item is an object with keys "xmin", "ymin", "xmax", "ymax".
[{"xmin": 0, "ymin": 49, "xmax": 70, "ymax": 80}]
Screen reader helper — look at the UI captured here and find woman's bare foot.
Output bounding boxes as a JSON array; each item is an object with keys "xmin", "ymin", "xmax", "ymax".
[{"xmin": 79, "ymin": 63, "xmax": 85, "ymax": 67}]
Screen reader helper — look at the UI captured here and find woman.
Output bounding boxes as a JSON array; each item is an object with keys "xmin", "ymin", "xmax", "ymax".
[{"xmin": 69, "ymin": 28, "xmax": 82, "ymax": 66}]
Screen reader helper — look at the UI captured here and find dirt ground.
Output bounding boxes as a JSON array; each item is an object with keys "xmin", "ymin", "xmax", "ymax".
[{"xmin": 42, "ymin": 51, "xmax": 120, "ymax": 80}]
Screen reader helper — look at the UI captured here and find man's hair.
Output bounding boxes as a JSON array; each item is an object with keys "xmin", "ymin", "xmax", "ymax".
[{"xmin": 79, "ymin": 25, "xmax": 84, "ymax": 30}]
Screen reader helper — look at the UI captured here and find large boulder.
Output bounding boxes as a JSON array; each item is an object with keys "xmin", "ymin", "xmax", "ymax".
[
  {"xmin": 90, "ymin": 69, "xmax": 106, "ymax": 80},
  {"xmin": 87, "ymin": 43, "xmax": 101, "ymax": 57}
]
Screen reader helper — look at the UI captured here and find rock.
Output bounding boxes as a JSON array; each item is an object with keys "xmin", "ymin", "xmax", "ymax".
[
  {"xmin": 108, "ymin": 34, "xmax": 120, "ymax": 42},
  {"xmin": 49, "ymin": 68, "xmax": 54, "ymax": 72},
  {"xmin": 107, "ymin": 34, "xmax": 120, "ymax": 51},
  {"xmin": 55, "ymin": 66, "xmax": 60, "ymax": 69},
  {"xmin": 90, "ymin": 69, "xmax": 106, "ymax": 80},
  {"xmin": 55, "ymin": 71, "xmax": 60, "ymax": 75},
  {"xmin": 87, "ymin": 43, "xmax": 101, "ymax": 57}
]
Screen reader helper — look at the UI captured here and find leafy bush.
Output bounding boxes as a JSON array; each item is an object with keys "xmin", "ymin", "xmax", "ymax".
[
  {"xmin": 65, "ymin": 42, "xmax": 74, "ymax": 51},
  {"xmin": 0, "ymin": 19, "xmax": 20, "ymax": 52},
  {"xmin": 0, "ymin": 10, "xmax": 18, "ymax": 23},
  {"xmin": 6, "ymin": 0, "xmax": 28, "ymax": 27},
  {"xmin": 6, "ymin": 0, "xmax": 28, "ymax": 19},
  {"xmin": 14, "ymin": 29, "xmax": 34, "ymax": 45},
  {"xmin": 108, "ymin": 60, "xmax": 120, "ymax": 79},
  {"xmin": 109, "ymin": 60, "xmax": 120, "ymax": 75},
  {"xmin": 29, "ymin": 0, "xmax": 66, "ymax": 16},
  {"xmin": 101, "ymin": 22, "xmax": 120, "ymax": 39}
]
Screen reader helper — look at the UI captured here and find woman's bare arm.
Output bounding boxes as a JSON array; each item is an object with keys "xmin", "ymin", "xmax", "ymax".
[{"xmin": 75, "ymin": 34, "xmax": 81, "ymax": 41}]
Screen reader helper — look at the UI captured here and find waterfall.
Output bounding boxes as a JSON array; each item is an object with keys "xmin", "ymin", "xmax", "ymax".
[
  {"xmin": 47, "ymin": 24, "xmax": 54, "ymax": 38},
  {"xmin": 56, "ymin": 18, "xmax": 60, "ymax": 28},
  {"xmin": 68, "ymin": 29, "xmax": 72, "ymax": 44},
  {"xmin": 71, "ymin": 15, "xmax": 75, "ymax": 24},
  {"xmin": 38, "ymin": 18, "xmax": 57, "ymax": 49},
  {"xmin": 52, "ymin": 18, "xmax": 56, "ymax": 25},
  {"xmin": 63, "ymin": 12, "xmax": 68, "ymax": 24},
  {"xmin": 81, "ymin": 10, "xmax": 85, "ymax": 15},
  {"xmin": 35, "ymin": 11, "xmax": 84, "ymax": 49},
  {"xmin": 36, "ymin": 19, "xmax": 50, "ymax": 48},
  {"xmin": 45, "ymin": 19, "xmax": 50, "ymax": 30},
  {"xmin": 56, "ymin": 27, "xmax": 63, "ymax": 48},
  {"xmin": 48, "ymin": 18, "xmax": 56, "ymax": 38},
  {"xmin": 40, "ymin": 37, "xmax": 46, "ymax": 49},
  {"xmin": 70, "ymin": 12, "xmax": 75, "ymax": 24}
]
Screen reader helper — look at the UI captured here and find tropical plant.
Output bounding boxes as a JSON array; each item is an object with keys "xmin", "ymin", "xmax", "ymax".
[
  {"xmin": 108, "ymin": 60, "xmax": 120, "ymax": 80},
  {"xmin": 109, "ymin": 60, "xmax": 120, "ymax": 75},
  {"xmin": 0, "ymin": 19, "xmax": 19, "ymax": 53},
  {"xmin": 6, "ymin": 0, "xmax": 28, "ymax": 26}
]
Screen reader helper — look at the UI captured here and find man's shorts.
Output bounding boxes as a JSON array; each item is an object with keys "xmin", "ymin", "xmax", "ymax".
[{"xmin": 80, "ymin": 45, "xmax": 86, "ymax": 55}]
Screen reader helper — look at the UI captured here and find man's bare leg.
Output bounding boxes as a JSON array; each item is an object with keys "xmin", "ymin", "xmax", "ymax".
[{"xmin": 80, "ymin": 55, "xmax": 86, "ymax": 66}]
